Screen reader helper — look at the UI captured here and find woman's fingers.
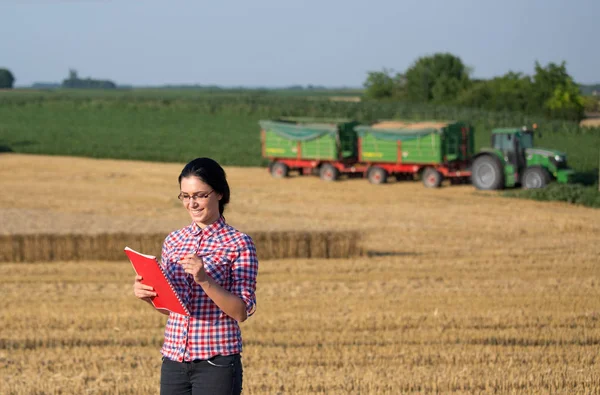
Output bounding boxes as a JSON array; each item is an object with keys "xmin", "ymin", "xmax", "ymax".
[
  {"xmin": 134, "ymin": 288, "xmax": 157, "ymax": 298},
  {"xmin": 132, "ymin": 275, "xmax": 156, "ymax": 300},
  {"xmin": 134, "ymin": 282, "xmax": 155, "ymax": 291},
  {"xmin": 133, "ymin": 277, "xmax": 156, "ymax": 298}
]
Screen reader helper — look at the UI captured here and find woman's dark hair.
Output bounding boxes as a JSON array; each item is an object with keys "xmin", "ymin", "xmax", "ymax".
[{"xmin": 178, "ymin": 158, "xmax": 230, "ymax": 215}]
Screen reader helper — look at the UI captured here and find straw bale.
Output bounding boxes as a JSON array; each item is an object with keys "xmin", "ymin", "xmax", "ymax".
[
  {"xmin": 371, "ymin": 121, "xmax": 408, "ymax": 129},
  {"xmin": 372, "ymin": 121, "xmax": 448, "ymax": 130},
  {"xmin": 309, "ymin": 232, "xmax": 328, "ymax": 258},
  {"xmin": 0, "ymin": 235, "xmax": 14, "ymax": 261},
  {"xmin": 0, "ymin": 231, "xmax": 363, "ymax": 262},
  {"xmin": 52, "ymin": 235, "xmax": 77, "ymax": 261}
]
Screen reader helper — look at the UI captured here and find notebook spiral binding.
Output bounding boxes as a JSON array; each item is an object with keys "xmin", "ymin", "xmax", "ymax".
[{"xmin": 156, "ymin": 260, "xmax": 190, "ymax": 316}]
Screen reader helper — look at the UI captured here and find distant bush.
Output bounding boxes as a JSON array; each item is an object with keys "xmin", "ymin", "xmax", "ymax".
[{"xmin": 502, "ymin": 183, "xmax": 600, "ymax": 208}]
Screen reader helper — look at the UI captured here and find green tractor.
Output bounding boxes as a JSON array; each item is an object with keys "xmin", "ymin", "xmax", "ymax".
[{"xmin": 471, "ymin": 126, "xmax": 574, "ymax": 190}]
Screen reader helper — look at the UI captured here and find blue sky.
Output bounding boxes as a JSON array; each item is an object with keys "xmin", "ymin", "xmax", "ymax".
[{"xmin": 1, "ymin": 0, "xmax": 597, "ymax": 87}]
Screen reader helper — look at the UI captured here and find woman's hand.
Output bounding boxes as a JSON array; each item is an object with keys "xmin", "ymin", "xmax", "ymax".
[
  {"xmin": 179, "ymin": 254, "xmax": 209, "ymax": 284},
  {"xmin": 133, "ymin": 275, "xmax": 156, "ymax": 302}
]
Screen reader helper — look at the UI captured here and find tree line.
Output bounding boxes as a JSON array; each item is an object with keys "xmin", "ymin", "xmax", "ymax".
[
  {"xmin": 62, "ymin": 69, "xmax": 116, "ymax": 89},
  {"xmin": 0, "ymin": 68, "xmax": 117, "ymax": 90},
  {"xmin": 363, "ymin": 53, "xmax": 588, "ymax": 121}
]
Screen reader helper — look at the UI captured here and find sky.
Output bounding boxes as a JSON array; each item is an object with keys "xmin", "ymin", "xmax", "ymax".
[{"xmin": 1, "ymin": 0, "xmax": 597, "ymax": 88}]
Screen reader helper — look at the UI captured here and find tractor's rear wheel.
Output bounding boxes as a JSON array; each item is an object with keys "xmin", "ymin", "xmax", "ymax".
[
  {"xmin": 367, "ymin": 166, "xmax": 388, "ymax": 184},
  {"xmin": 471, "ymin": 155, "xmax": 504, "ymax": 190},
  {"xmin": 422, "ymin": 167, "xmax": 443, "ymax": 188},
  {"xmin": 319, "ymin": 163, "xmax": 339, "ymax": 182},
  {"xmin": 522, "ymin": 167, "xmax": 550, "ymax": 189},
  {"xmin": 270, "ymin": 161, "xmax": 289, "ymax": 179}
]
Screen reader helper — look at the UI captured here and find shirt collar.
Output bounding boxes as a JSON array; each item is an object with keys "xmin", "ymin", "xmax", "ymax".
[{"xmin": 189, "ymin": 215, "xmax": 226, "ymax": 238}]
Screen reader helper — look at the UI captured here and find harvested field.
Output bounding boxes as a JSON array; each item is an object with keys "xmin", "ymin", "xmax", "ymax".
[
  {"xmin": 580, "ymin": 117, "xmax": 600, "ymax": 128},
  {"xmin": 327, "ymin": 95, "xmax": 361, "ymax": 102},
  {"xmin": 1, "ymin": 153, "xmax": 599, "ymax": 393},
  {"xmin": 3, "ymin": 153, "xmax": 598, "ymax": 251}
]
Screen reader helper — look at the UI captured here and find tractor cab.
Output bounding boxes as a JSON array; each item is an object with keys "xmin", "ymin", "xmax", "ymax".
[{"xmin": 490, "ymin": 127, "xmax": 535, "ymax": 176}]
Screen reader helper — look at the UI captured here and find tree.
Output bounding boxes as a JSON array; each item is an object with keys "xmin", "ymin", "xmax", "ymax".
[
  {"xmin": 0, "ymin": 68, "xmax": 15, "ymax": 89},
  {"xmin": 582, "ymin": 95, "xmax": 599, "ymax": 114},
  {"xmin": 544, "ymin": 78, "xmax": 585, "ymax": 121},
  {"xmin": 532, "ymin": 61, "xmax": 585, "ymax": 121},
  {"xmin": 457, "ymin": 71, "xmax": 534, "ymax": 113},
  {"xmin": 363, "ymin": 69, "xmax": 405, "ymax": 100},
  {"xmin": 404, "ymin": 53, "xmax": 471, "ymax": 103}
]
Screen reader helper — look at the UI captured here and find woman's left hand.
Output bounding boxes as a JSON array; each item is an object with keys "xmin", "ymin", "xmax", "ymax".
[{"xmin": 179, "ymin": 254, "xmax": 209, "ymax": 285}]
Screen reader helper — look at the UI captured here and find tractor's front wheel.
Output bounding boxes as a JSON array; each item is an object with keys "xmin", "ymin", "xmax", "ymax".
[
  {"xmin": 522, "ymin": 167, "xmax": 550, "ymax": 189},
  {"xmin": 471, "ymin": 155, "xmax": 504, "ymax": 190}
]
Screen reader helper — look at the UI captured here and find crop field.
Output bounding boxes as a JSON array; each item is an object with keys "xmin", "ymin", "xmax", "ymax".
[
  {"xmin": 1, "ymin": 154, "xmax": 600, "ymax": 394},
  {"xmin": 1, "ymin": 93, "xmax": 599, "ymax": 172}
]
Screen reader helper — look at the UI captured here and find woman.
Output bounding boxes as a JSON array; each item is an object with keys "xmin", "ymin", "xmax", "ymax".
[{"xmin": 133, "ymin": 157, "xmax": 258, "ymax": 395}]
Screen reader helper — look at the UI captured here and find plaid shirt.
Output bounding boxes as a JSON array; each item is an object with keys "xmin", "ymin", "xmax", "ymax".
[{"xmin": 159, "ymin": 216, "xmax": 258, "ymax": 361}]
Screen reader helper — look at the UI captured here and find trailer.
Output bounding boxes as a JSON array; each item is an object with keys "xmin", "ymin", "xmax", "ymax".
[
  {"xmin": 260, "ymin": 119, "xmax": 474, "ymax": 187},
  {"xmin": 354, "ymin": 121, "xmax": 474, "ymax": 186},
  {"xmin": 260, "ymin": 119, "xmax": 365, "ymax": 180}
]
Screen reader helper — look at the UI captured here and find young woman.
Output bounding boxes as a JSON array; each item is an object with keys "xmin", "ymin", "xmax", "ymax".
[{"xmin": 133, "ymin": 157, "xmax": 258, "ymax": 395}]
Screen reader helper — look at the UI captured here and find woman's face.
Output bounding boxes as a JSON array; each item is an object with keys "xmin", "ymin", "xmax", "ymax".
[{"xmin": 179, "ymin": 176, "xmax": 222, "ymax": 228}]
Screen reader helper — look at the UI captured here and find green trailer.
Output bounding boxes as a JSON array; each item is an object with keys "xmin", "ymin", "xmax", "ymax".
[
  {"xmin": 354, "ymin": 121, "xmax": 474, "ymax": 186},
  {"xmin": 260, "ymin": 119, "xmax": 360, "ymax": 180}
]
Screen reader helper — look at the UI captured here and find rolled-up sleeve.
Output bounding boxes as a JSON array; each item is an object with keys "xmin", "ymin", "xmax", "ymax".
[{"xmin": 231, "ymin": 235, "xmax": 258, "ymax": 317}]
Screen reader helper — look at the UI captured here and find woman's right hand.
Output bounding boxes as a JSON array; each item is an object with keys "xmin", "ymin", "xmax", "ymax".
[{"xmin": 133, "ymin": 275, "xmax": 156, "ymax": 302}]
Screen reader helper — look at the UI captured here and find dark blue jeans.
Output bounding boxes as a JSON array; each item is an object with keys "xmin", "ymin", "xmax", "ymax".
[{"xmin": 160, "ymin": 354, "xmax": 243, "ymax": 395}]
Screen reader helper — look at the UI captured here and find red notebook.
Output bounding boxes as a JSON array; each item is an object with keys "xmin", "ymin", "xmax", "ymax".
[{"xmin": 124, "ymin": 246, "xmax": 190, "ymax": 316}]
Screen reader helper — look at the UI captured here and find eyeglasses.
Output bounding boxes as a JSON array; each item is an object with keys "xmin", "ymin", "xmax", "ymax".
[{"xmin": 178, "ymin": 190, "xmax": 214, "ymax": 203}]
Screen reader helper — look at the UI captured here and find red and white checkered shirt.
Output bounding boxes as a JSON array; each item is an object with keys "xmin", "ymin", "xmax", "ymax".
[{"xmin": 159, "ymin": 216, "xmax": 258, "ymax": 361}]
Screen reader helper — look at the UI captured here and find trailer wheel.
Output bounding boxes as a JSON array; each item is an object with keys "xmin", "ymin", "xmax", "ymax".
[
  {"xmin": 270, "ymin": 162, "xmax": 289, "ymax": 179},
  {"xmin": 319, "ymin": 163, "xmax": 339, "ymax": 182},
  {"xmin": 522, "ymin": 167, "xmax": 550, "ymax": 189},
  {"xmin": 422, "ymin": 167, "xmax": 443, "ymax": 188},
  {"xmin": 367, "ymin": 167, "xmax": 387, "ymax": 184},
  {"xmin": 471, "ymin": 154, "xmax": 504, "ymax": 190}
]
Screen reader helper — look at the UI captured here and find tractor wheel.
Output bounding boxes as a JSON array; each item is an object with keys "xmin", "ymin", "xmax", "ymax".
[
  {"xmin": 367, "ymin": 166, "xmax": 387, "ymax": 184},
  {"xmin": 471, "ymin": 155, "xmax": 504, "ymax": 190},
  {"xmin": 319, "ymin": 163, "xmax": 339, "ymax": 182},
  {"xmin": 270, "ymin": 162, "xmax": 289, "ymax": 179},
  {"xmin": 422, "ymin": 167, "xmax": 443, "ymax": 188},
  {"xmin": 522, "ymin": 167, "xmax": 550, "ymax": 189}
]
